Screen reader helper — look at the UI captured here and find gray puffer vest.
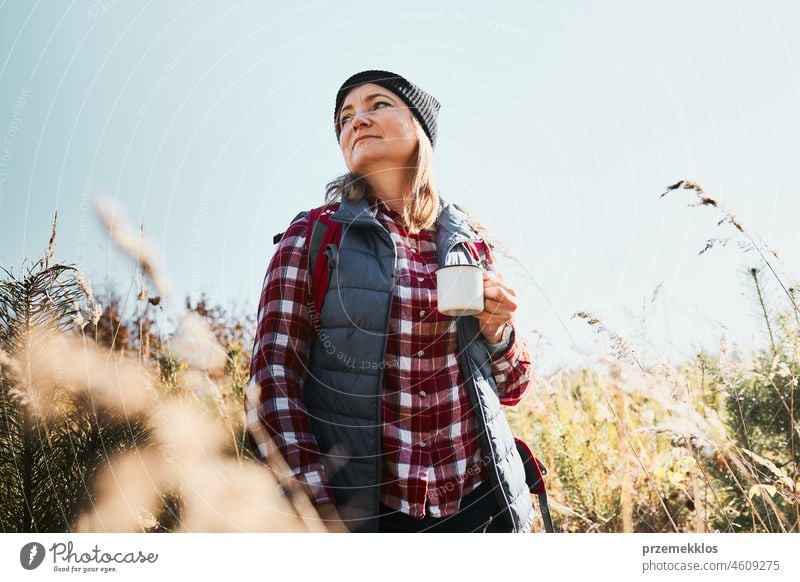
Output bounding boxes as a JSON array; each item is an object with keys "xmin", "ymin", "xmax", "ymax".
[{"xmin": 298, "ymin": 195, "xmax": 534, "ymax": 533}]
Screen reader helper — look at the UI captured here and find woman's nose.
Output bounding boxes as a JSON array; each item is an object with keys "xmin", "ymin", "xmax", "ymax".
[{"xmin": 352, "ymin": 110, "xmax": 371, "ymax": 128}]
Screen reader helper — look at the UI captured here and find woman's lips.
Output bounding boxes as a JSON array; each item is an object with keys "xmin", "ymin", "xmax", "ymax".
[{"xmin": 353, "ymin": 135, "xmax": 379, "ymax": 148}]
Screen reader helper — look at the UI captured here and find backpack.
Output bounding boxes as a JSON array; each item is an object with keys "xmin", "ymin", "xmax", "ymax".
[
  {"xmin": 271, "ymin": 204, "xmax": 342, "ymax": 338},
  {"xmin": 272, "ymin": 203, "xmax": 555, "ymax": 532}
]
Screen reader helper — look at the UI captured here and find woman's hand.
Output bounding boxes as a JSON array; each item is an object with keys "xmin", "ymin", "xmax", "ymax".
[{"xmin": 475, "ymin": 270, "xmax": 517, "ymax": 344}]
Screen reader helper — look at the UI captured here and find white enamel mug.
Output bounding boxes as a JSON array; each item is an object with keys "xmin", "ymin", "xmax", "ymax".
[{"xmin": 435, "ymin": 265, "xmax": 484, "ymax": 317}]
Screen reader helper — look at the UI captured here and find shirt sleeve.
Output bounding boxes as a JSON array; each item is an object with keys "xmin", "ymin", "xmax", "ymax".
[
  {"xmin": 481, "ymin": 242, "xmax": 534, "ymax": 407},
  {"xmin": 244, "ymin": 213, "xmax": 335, "ymax": 506}
]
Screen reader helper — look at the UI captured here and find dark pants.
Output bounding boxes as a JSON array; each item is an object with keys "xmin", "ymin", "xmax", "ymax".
[{"xmin": 377, "ymin": 479, "xmax": 513, "ymax": 533}]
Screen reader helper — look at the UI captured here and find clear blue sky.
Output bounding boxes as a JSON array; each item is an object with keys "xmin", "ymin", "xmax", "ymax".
[{"xmin": 1, "ymin": 0, "xmax": 798, "ymax": 375}]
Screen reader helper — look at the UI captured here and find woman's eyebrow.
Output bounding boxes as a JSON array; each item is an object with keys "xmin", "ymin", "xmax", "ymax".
[{"xmin": 339, "ymin": 92, "xmax": 396, "ymax": 115}]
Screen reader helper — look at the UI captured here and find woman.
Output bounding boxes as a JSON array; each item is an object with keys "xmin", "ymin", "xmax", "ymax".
[{"xmin": 246, "ymin": 70, "xmax": 535, "ymax": 533}]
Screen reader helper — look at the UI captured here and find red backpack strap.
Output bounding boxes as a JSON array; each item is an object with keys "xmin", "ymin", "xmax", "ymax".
[
  {"xmin": 463, "ymin": 240, "xmax": 493, "ymax": 270},
  {"xmin": 305, "ymin": 204, "xmax": 342, "ymax": 339},
  {"xmin": 463, "ymin": 241, "xmax": 480, "ymax": 262}
]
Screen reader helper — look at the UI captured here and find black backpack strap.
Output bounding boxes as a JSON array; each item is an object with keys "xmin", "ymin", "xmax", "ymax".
[
  {"xmin": 539, "ymin": 494, "xmax": 554, "ymax": 533},
  {"xmin": 515, "ymin": 438, "xmax": 555, "ymax": 532}
]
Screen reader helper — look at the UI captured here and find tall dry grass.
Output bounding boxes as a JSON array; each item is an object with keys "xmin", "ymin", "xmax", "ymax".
[
  {"xmin": 504, "ymin": 180, "xmax": 798, "ymax": 533},
  {"xmin": 0, "ymin": 207, "xmax": 335, "ymax": 533}
]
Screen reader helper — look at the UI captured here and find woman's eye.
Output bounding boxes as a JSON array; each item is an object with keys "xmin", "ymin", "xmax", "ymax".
[{"xmin": 340, "ymin": 101, "xmax": 390, "ymax": 127}]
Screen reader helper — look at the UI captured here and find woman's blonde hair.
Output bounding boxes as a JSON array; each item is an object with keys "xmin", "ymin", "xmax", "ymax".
[{"xmin": 324, "ymin": 116, "xmax": 440, "ymax": 234}]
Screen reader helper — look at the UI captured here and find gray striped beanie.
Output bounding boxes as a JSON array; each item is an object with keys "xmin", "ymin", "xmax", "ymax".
[{"xmin": 334, "ymin": 70, "xmax": 441, "ymax": 148}]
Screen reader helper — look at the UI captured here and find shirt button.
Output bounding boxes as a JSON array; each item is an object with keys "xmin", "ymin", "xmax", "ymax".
[
  {"xmin": 417, "ymin": 350, "xmax": 424, "ymax": 357},
  {"xmin": 410, "ymin": 248, "xmax": 417, "ymax": 253},
  {"xmin": 418, "ymin": 390, "xmax": 427, "ymax": 398},
  {"xmin": 419, "ymin": 440, "xmax": 428, "ymax": 448},
  {"xmin": 417, "ymin": 276, "xmax": 424, "ymax": 282},
  {"xmin": 419, "ymin": 310, "xmax": 426, "ymax": 317}
]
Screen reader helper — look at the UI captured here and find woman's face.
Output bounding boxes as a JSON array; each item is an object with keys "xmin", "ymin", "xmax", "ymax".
[{"xmin": 337, "ymin": 83, "xmax": 418, "ymax": 177}]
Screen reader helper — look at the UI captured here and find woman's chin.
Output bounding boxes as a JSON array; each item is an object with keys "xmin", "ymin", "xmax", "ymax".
[
  {"xmin": 349, "ymin": 153, "xmax": 414, "ymax": 176},
  {"xmin": 348, "ymin": 155, "xmax": 383, "ymax": 175}
]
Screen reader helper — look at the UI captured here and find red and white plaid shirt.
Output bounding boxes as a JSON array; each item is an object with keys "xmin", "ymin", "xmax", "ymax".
[{"xmin": 246, "ymin": 196, "xmax": 533, "ymax": 519}]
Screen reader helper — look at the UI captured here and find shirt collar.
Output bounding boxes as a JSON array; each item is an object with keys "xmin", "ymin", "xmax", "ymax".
[
  {"xmin": 366, "ymin": 194, "xmax": 403, "ymax": 222},
  {"xmin": 363, "ymin": 194, "xmax": 440, "ymax": 238}
]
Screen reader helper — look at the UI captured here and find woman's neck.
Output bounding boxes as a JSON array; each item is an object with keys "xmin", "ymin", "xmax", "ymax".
[{"xmin": 365, "ymin": 169, "xmax": 414, "ymax": 215}]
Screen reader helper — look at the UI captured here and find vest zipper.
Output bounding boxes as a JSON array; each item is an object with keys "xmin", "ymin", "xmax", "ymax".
[
  {"xmin": 373, "ymin": 225, "xmax": 397, "ymax": 530},
  {"xmin": 456, "ymin": 320, "xmax": 517, "ymax": 531}
]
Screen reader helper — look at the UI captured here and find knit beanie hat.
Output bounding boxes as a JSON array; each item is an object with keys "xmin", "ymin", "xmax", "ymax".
[{"xmin": 334, "ymin": 70, "xmax": 441, "ymax": 148}]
